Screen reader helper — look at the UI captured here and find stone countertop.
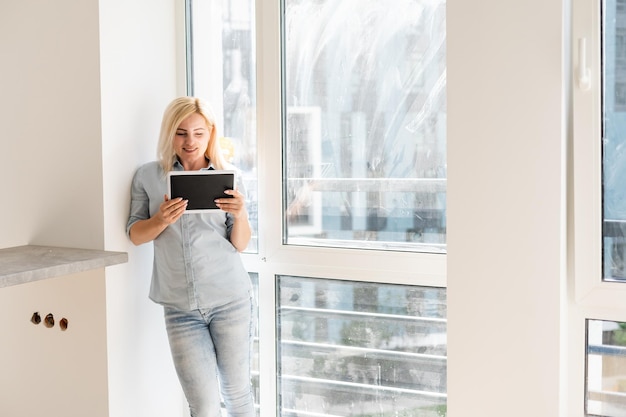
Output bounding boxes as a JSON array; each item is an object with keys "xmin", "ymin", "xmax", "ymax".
[{"xmin": 0, "ymin": 245, "xmax": 128, "ymax": 288}]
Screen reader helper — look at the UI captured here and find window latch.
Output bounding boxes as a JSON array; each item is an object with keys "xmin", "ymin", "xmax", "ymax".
[{"xmin": 578, "ymin": 38, "xmax": 591, "ymax": 91}]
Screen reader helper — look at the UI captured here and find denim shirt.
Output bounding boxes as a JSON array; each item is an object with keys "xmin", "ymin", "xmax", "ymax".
[{"xmin": 126, "ymin": 160, "xmax": 252, "ymax": 311}]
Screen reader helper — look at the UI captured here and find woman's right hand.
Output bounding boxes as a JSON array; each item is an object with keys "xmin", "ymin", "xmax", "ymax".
[
  {"xmin": 129, "ymin": 195, "xmax": 188, "ymax": 245},
  {"xmin": 156, "ymin": 195, "xmax": 188, "ymax": 225}
]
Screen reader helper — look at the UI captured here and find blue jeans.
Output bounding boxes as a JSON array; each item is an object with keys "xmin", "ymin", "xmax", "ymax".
[{"xmin": 164, "ymin": 295, "xmax": 256, "ymax": 417}]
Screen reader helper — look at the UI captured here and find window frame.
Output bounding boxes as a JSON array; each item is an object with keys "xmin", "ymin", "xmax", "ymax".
[
  {"xmin": 572, "ymin": 0, "xmax": 626, "ymax": 308},
  {"xmin": 572, "ymin": 0, "xmax": 626, "ymax": 415},
  {"xmin": 252, "ymin": 0, "xmax": 448, "ymax": 282},
  {"xmin": 183, "ymin": 1, "xmax": 448, "ymax": 416},
  {"xmin": 175, "ymin": 0, "xmax": 626, "ymax": 416},
  {"xmin": 251, "ymin": 7, "xmax": 447, "ymax": 414}
]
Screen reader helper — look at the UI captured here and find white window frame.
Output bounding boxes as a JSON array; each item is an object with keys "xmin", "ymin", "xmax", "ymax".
[
  {"xmin": 171, "ymin": 0, "xmax": 447, "ymax": 416},
  {"xmin": 251, "ymin": 0, "xmax": 447, "ymax": 277},
  {"xmin": 572, "ymin": 0, "xmax": 626, "ymax": 309},
  {"xmin": 572, "ymin": 0, "xmax": 626, "ymax": 415},
  {"xmin": 247, "ymin": 4, "xmax": 447, "ymax": 416}
]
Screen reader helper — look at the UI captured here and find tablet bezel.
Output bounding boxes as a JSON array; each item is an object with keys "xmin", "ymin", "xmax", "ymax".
[{"xmin": 167, "ymin": 169, "xmax": 236, "ymax": 213}]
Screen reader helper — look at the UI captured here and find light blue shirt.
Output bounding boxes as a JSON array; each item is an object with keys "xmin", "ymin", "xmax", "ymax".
[{"xmin": 127, "ymin": 160, "xmax": 252, "ymax": 311}]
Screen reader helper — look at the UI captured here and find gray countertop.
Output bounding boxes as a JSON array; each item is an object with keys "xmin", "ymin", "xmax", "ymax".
[{"xmin": 0, "ymin": 245, "xmax": 128, "ymax": 288}]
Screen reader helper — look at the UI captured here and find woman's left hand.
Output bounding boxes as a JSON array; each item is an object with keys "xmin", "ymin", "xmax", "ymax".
[{"xmin": 215, "ymin": 189, "xmax": 248, "ymax": 219}]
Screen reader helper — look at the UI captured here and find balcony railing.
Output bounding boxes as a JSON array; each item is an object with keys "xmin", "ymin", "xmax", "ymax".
[{"xmin": 278, "ymin": 285, "xmax": 448, "ymax": 417}]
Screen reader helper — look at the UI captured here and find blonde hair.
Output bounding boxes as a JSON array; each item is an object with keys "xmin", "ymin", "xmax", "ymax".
[{"xmin": 157, "ymin": 96, "xmax": 228, "ymax": 173}]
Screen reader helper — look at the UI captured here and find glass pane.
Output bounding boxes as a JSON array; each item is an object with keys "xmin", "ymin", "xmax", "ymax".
[
  {"xmin": 282, "ymin": 0, "xmax": 447, "ymax": 252},
  {"xmin": 587, "ymin": 319, "xmax": 626, "ymax": 417},
  {"xmin": 277, "ymin": 276, "xmax": 447, "ymax": 416},
  {"xmin": 602, "ymin": 0, "xmax": 626, "ymax": 281},
  {"xmin": 251, "ymin": 273, "xmax": 260, "ymax": 416},
  {"xmin": 187, "ymin": 0, "xmax": 258, "ymax": 252}
]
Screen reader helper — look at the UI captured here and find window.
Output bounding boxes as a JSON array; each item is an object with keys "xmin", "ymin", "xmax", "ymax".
[
  {"xmin": 277, "ymin": 277, "xmax": 447, "ymax": 416},
  {"xmin": 186, "ymin": 0, "xmax": 258, "ymax": 252},
  {"xmin": 586, "ymin": 319, "xmax": 626, "ymax": 417},
  {"xmin": 283, "ymin": 0, "xmax": 447, "ymax": 252},
  {"xmin": 574, "ymin": 0, "xmax": 626, "ymax": 415},
  {"xmin": 185, "ymin": 0, "xmax": 447, "ymax": 416},
  {"xmin": 603, "ymin": 0, "xmax": 626, "ymax": 282},
  {"xmin": 586, "ymin": 0, "xmax": 626, "ymax": 398},
  {"xmin": 573, "ymin": 0, "xmax": 626, "ymax": 305}
]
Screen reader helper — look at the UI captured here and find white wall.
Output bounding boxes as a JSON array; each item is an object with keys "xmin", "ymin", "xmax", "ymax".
[
  {"xmin": 0, "ymin": 1, "xmax": 110, "ymax": 415},
  {"xmin": 0, "ymin": 0, "xmax": 185, "ymax": 416},
  {"xmin": 0, "ymin": 0, "xmax": 104, "ymax": 250},
  {"xmin": 0, "ymin": 271, "xmax": 109, "ymax": 417},
  {"xmin": 99, "ymin": 0, "xmax": 185, "ymax": 416},
  {"xmin": 447, "ymin": 0, "xmax": 567, "ymax": 416}
]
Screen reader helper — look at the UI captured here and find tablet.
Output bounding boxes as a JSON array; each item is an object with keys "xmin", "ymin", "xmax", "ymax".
[{"xmin": 167, "ymin": 170, "xmax": 236, "ymax": 213}]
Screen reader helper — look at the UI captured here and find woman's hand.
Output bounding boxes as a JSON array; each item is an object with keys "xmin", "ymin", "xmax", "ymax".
[
  {"xmin": 129, "ymin": 195, "xmax": 187, "ymax": 245},
  {"xmin": 156, "ymin": 195, "xmax": 188, "ymax": 225},
  {"xmin": 216, "ymin": 189, "xmax": 251, "ymax": 251},
  {"xmin": 215, "ymin": 189, "xmax": 248, "ymax": 219}
]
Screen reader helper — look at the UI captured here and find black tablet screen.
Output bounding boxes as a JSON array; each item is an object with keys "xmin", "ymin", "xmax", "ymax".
[{"xmin": 169, "ymin": 173, "xmax": 234, "ymax": 211}]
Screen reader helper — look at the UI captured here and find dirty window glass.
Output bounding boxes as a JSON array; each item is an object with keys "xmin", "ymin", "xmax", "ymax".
[
  {"xmin": 186, "ymin": 0, "xmax": 258, "ymax": 252},
  {"xmin": 602, "ymin": 0, "xmax": 626, "ymax": 281},
  {"xmin": 282, "ymin": 0, "xmax": 447, "ymax": 252},
  {"xmin": 586, "ymin": 319, "xmax": 626, "ymax": 416},
  {"xmin": 277, "ymin": 276, "xmax": 447, "ymax": 416}
]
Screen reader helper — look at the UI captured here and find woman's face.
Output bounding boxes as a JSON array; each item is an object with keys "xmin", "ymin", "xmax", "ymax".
[{"xmin": 173, "ymin": 112, "xmax": 211, "ymax": 170}]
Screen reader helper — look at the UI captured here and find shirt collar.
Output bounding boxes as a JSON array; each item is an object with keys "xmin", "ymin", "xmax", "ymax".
[{"xmin": 172, "ymin": 158, "xmax": 213, "ymax": 171}]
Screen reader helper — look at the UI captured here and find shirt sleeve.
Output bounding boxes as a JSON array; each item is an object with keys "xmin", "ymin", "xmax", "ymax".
[
  {"xmin": 126, "ymin": 167, "xmax": 150, "ymax": 237},
  {"xmin": 225, "ymin": 212, "xmax": 235, "ymax": 239}
]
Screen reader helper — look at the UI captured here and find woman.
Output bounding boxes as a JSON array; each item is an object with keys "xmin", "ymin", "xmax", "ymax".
[{"xmin": 126, "ymin": 96, "xmax": 256, "ymax": 417}]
